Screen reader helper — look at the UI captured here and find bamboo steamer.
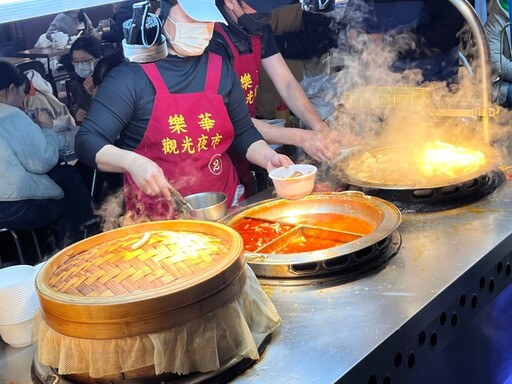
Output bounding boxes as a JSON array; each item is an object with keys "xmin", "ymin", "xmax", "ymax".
[{"xmin": 35, "ymin": 220, "xmax": 246, "ymax": 339}]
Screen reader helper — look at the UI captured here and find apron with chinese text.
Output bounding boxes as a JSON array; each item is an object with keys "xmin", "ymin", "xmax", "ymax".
[
  {"xmin": 216, "ymin": 25, "xmax": 262, "ymax": 197},
  {"xmin": 124, "ymin": 52, "xmax": 239, "ymax": 221},
  {"xmin": 215, "ymin": 24, "xmax": 262, "ymax": 117}
]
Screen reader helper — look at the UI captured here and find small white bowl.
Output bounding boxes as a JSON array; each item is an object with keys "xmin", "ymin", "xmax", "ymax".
[
  {"xmin": 0, "ymin": 265, "xmax": 35, "ymax": 291},
  {"xmin": 0, "ymin": 318, "xmax": 34, "ymax": 348},
  {"xmin": 269, "ymin": 164, "xmax": 317, "ymax": 200}
]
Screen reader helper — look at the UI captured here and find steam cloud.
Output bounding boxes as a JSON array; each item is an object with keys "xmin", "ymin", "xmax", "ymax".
[{"xmin": 320, "ymin": 0, "xmax": 512, "ymax": 172}]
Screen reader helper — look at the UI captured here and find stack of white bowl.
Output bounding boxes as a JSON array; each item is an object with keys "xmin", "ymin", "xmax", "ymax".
[{"xmin": 0, "ymin": 264, "xmax": 40, "ymax": 347}]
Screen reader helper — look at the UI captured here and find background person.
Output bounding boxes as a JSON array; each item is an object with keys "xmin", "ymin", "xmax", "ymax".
[
  {"xmin": 69, "ymin": 36, "xmax": 102, "ymax": 124},
  {"xmin": 75, "ymin": 0, "xmax": 293, "ymax": 223},
  {"xmin": 256, "ymin": 2, "xmax": 339, "ymax": 119},
  {"xmin": 94, "ymin": 0, "xmax": 160, "ymax": 49},
  {"xmin": 90, "ymin": 53, "xmax": 126, "ymax": 97},
  {"xmin": 485, "ymin": 0, "xmax": 512, "ymax": 107},
  {"xmin": 22, "ymin": 69, "xmax": 76, "ymax": 131},
  {"xmin": 46, "ymin": 9, "xmax": 97, "ymax": 41},
  {"xmin": 0, "ymin": 62, "xmax": 95, "ymax": 249},
  {"xmin": 341, "ymin": 0, "xmax": 465, "ymax": 85}
]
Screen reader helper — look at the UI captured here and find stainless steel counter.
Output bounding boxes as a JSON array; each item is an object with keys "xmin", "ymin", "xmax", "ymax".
[
  {"xmin": 2, "ymin": 178, "xmax": 512, "ymax": 383},
  {"xmin": 234, "ymin": 177, "xmax": 512, "ymax": 383}
]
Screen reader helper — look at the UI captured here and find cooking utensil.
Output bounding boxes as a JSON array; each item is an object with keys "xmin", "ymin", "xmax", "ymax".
[
  {"xmin": 36, "ymin": 220, "xmax": 245, "ymax": 339},
  {"xmin": 168, "ymin": 184, "xmax": 195, "ymax": 214},
  {"xmin": 222, "ymin": 192, "xmax": 402, "ymax": 278},
  {"xmin": 338, "ymin": 142, "xmax": 501, "ymax": 189},
  {"xmin": 185, "ymin": 192, "xmax": 228, "ymax": 221}
]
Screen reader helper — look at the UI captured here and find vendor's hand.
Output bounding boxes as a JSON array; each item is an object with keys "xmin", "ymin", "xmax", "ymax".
[
  {"xmin": 335, "ymin": 130, "xmax": 363, "ymax": 148},
  {"xmin": 310, "ymin": 120, "xmax": 331, "ymax": 133},
  {"xmin": 75, "ymin": 108, "xmax": 87, "ymax": 123},
  {"xmin": 266, "ymin": 152, "xmax": 294, "ymax": 172},
  {"xmin": 83, "ymin": 76, "xmax": 95, "ymax": 96},
  {"xmin": 300, "ymin": 129, "xmax": 338, "ymax": 162},
  {"xmin": 127, "ymin": 154, "xmax": 173, "ymax": 200}
]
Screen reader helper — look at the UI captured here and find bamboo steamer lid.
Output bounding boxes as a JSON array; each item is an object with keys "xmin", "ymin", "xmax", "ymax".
[{"xmin": 36, "ymin": 220, "xmax": 246, "ymax": 339}]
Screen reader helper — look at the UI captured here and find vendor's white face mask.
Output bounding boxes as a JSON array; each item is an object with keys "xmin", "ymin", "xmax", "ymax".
[{"xmin": 164, "ymin": 17, "xmax": 213, "ymax": 57}]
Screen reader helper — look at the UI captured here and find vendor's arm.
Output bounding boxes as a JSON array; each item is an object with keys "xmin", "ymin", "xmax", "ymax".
[
  {"xmin": 75, "ymin": 62, "xmax": 146, "ymax": 167},
  {"xmin": 261, "ymin": 53, "xmax": 328, "ymax": 132},
  {"xmin": 222, "ymin": 57, "xmax": 293, "ymax": 169},
  {"xmin": 95, "ymin": 144, "xmax": 172, "ymax": 199},
  {"xmin": 246, "ymin": 139, "xmax": 293, "ymax": 172},
  {"xmin": 252, "ymin": 118, "xmax": 336, "ymax": 162}
]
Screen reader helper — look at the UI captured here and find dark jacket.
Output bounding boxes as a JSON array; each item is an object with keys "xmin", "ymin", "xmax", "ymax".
[
  {"xmin": 342, "ymin": 0, "xmax": 464, "ymax": 82},
  {"xmin": 100, "ymin": 0, "xmax": 138, "ymax": 44}
]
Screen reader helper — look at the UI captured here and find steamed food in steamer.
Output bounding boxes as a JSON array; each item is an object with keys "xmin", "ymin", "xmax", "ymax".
[{"xmin": 345, "ymin": 141, "xmax": 488, "ymax": 186}]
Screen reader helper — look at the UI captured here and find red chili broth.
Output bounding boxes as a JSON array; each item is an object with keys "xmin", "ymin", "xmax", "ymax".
[
  {"xmin": 232, "ymin": 218, "xmax": 295, "ymax": 252},
  {"xmin": 233, "ymin": 213, "xmax": 374, "ymax": 253}
]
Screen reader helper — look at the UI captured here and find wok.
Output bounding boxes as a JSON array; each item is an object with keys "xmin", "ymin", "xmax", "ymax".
[{"xmin": 337, "ymin": 142, "xmax": 502, "ymax": 190}]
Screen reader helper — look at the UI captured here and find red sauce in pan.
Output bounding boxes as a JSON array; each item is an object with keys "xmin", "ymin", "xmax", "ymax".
[
  {"xmin": 232, "ymin": 218, "xmax": 295, "ymax": 252},
  {"xmin": 232, "ymin": 213, "xmax": 374, "ymax": 253}
]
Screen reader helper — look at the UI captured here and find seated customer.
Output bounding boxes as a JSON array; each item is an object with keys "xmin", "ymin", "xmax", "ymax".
[
  {"xmin": 69, "ymin": 36, "xmax": 102, "ymax": 123},
  {"xmin": 82, "ymin": 53, "xmax": 126, "ymax": 206},
  {"xmin": 46, "ymin": 9, "xmax": 97, "ymax": 41},
  {"xmin": 0, "ymin": 62, "xmax": 95, "ymax": 249},
  {"xmin": 95, "ymin": 1, "xmax": 159, "ymax": 46},
  {"xmin": 90, "ymin": 53, "xmax": 125, "ymax": 97},
  {"xmin": 22, "ymin": 69, "xmax": 76, "ymax": 131}
]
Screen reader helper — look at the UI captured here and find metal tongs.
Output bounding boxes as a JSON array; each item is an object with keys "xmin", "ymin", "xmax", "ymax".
[{"xmin": 168, "ymin": 185, "xmax": 195, "ymax": 218}]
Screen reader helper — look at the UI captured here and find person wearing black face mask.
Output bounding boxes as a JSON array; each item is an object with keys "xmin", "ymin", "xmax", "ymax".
[
  {"xmin": 212, "ymin": 0, "xmax": 342, "ymax": 197},
  {"xmin": 237, "ymin": 9, "xmax": 272, "ymax": 34}
]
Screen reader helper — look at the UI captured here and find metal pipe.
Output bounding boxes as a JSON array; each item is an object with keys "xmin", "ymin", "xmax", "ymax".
[{"xmin": 448, "ymin": 0, "xmax": 491, "ymax": 143}]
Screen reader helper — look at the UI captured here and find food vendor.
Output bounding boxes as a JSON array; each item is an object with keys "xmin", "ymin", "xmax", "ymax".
[
  {"xmin": 211, "ymin": 0, "xmax": 340, "ymax": 196},
  {"xmin": 75, "ymin": 0, "xmax": 293, "ymax": 223},
  {"xmin": 213, "ymin": 0, "xmax": 333, "ymax": 136}
]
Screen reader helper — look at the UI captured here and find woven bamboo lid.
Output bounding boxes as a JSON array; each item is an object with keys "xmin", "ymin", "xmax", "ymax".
[{"xmin": 36, "ymin": 220, "xmax": 246, "ymax": 339}]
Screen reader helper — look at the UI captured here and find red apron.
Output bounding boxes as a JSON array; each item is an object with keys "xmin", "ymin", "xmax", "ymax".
[
  {"xmin": 215, "ymin": 25, "xmax": 262, "ymax": 117},
  {"xmin": 216, "ymin": 25, "xmax": 262, "ymax": 197},
  {"xmin": 124, "ymin": 52, "xmax": 239, "ymax": 221}
]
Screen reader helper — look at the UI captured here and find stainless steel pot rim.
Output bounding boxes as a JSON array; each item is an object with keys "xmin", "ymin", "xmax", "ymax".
[{"xmin": 223, "ymin": 191, "xmax": 402, "ymax": 265}]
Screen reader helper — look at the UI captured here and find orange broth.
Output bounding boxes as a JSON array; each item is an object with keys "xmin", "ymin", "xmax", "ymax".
[
  {"xmin": 276, "ymin": 213, "xmax": 374, "ymax": 235},
  {"xmin": 233, "ymin": 213, "xmax": 374, "ymax": 253},
  {"xmin": 275, "ymin": 236, "xmax": 342, "ymax": 253}
]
